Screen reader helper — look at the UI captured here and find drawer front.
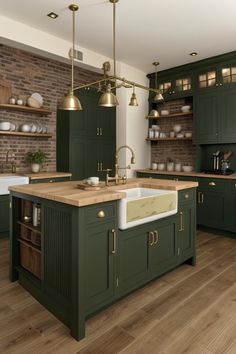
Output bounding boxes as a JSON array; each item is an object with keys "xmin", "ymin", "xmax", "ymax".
[
  {"xmin": 84, "ymin": 202, "xmax": 117, "ymax": 225},
  {"xmin": 197, "ymin": 178, "xmax": 226, "ymax": 192},
  {"xmin": 30, "ymin": 177, "xmax": 71, "ymax": 184},
  {"xmin": 178, "ymin": 189, "xmax": 195, "ymax": 204}
]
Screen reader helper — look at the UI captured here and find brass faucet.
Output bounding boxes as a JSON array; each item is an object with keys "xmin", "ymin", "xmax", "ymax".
[
  {"xmin": 6, "ymin": 149, "xmax": 16, "ymax": 173},
  {"xmin": 105, "ymin": 145, "xmax": 136, "ymax": 185}
]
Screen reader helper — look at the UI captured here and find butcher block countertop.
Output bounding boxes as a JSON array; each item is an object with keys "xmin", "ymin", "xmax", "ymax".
[
  {"xmin": 9, "ymin": 178, "xmax": 198, "ymax": 207},
  {"xmin": 136, "ymin": 169, "xmax": 236, "ymax": 180}
]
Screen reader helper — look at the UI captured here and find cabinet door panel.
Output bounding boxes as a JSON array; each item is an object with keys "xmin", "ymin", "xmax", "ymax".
[
  {"xmin": 85, "ymin": 221, "xmax": 115, "ymax": 310},
  {"xmin": 197, "ymin": 191, "xmax": 225, "ymax": 229},
  {"xmin": 118, "ymin": 227, "xmax": 148, "ymax": 295},
  {"xmin": 195, "ymin": 92, "xmax": 218, "ymax": 144},
  {"xmin": 179, "ymin": 205, "xmax": 195, "ymax": 262},
  {"xmin": 218, "ymin": 88, "xmax": 236, "ymax": 142},
  {"xmin": 149, "ymin": 218, "xmax": 178, "ymax": 277},
  {"xmin": 70, "ymin": 139, "xmax": 88, "ymax": 180}
]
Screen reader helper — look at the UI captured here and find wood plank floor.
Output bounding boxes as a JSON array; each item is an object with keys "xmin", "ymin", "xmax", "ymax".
[{"xmin": 1, "ymin": 230, "xmax": 236, "ymax": 354}]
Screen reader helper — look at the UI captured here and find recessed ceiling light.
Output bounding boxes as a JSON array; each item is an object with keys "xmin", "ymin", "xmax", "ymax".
[
  {"xmin": 190, "ymin": 52, "xmax": 198, "ymax": 56},
  {"xmin": 47, "ymin": 12, "xmax": 58, "ymax": 19}
]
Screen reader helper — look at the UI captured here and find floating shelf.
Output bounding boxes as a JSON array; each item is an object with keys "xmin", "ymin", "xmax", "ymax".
[
  {"xmin": 146, "ymin": 137, "xmax": 192, "ymax": 142},
  {"xmin": 0, "ymin": 131, "xmax": 52, "ymax": 138},
  {"xmin": 0, "ymin": 104, "xmax": 52, "ymax": 115},
  {"xmin": 146, "ymin": 111, "xmax": 193, "ymax": 119}
]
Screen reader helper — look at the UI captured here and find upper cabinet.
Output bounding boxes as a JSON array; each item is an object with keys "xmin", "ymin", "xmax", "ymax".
[{"xmin": 154, "ymin": 70, "xmax": 193, "ymax": 100}]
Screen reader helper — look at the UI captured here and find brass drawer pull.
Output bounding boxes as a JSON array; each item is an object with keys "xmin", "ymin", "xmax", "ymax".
[
  {"xmin": 97, "ymin": 210, "xmax": 105, "ymax": 218},
  {"xmin": 49, "ymin": 179, "xmax": 53, "ymax": 183},
  {"xmin": 184, "ymin": 194, "xmax": 189, "ymax": 199},
  {"xmin": 96, "ymin": 127, "xmax": 100, "ymax": 136},
  {"xmin": 209, "ymin": 182, "xmax": 216, "ymax": 186},
  {"xmin": 149, "ymin": 231, "xmax": 154, "ymax": 246},
  {"xmin": 99, "ymin": 127, "xmax": 103, "ymax": 136},
  {"xmin": 153, "ymin": 230, "xmax": 159, "ymax": 244},
  {"xmin": 111, "ymin": 229, "xmax": 116, "ymax": 254},
  {"xmin": 97, "ymin": 162, "xmax": 100, "ymax": 172},
  {"xmin": 179, "ymin": 211, "xmax": 184, "ymax": 231},
  {"xmin": 173, "ymin": 178, "xmax": 179, "ymax": 181}
]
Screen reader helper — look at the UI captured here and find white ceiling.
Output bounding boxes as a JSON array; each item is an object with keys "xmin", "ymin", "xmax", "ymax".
[{"xmin": 0, "ymin": 0, "xmax": 236, "ymax": 74}]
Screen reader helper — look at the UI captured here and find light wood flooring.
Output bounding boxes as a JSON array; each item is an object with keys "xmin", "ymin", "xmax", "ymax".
[{"xmin": 1, "ymin": 231, "xmax": 236, "ymax": 354}]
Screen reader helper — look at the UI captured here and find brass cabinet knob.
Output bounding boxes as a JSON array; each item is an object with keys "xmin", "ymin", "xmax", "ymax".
[
  {"xmin": 184, "ymin": 194, "xmax": 189, "ymax": 199},
  {"xmin": 97, "ymin": 210, "xmax": 105, "ymax": 218},
  {"xmin": 209, "ymin": 182, "xmax": 216, "ymax": 186}
]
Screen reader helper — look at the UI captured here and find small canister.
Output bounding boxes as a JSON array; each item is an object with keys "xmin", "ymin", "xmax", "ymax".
[
  {"xmin": 151, "ymin": 162, "xmax": 158, "ymax": 170},
  {"xmin": 148, "ymin": 128, "xmax": 154, "ymax": 139}
]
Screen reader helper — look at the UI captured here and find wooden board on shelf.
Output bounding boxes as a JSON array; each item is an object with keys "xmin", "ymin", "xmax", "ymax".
[
  {"xmin": 146, "ymin": 137, "xmax": 192, "ymax": 141},
  {"xmin": 0, "ymin": 131, "xmax": 52, "ymax": 138},
  {"xmin": 146, "ymin": 111, "xmax": 192, "ymax": 119},
  {"xmin": 0, "ymin": 103, "xmax": 52, "ymax": 115}
]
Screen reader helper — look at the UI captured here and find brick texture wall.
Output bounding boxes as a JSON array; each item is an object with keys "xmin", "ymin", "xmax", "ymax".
[
  {"xmin": 0, "ymin": 44, "xmax": 102, "ymax": 173},
  {"xmin": 150, "ymin": 98, "xmax": 196, "ymax": 168}
]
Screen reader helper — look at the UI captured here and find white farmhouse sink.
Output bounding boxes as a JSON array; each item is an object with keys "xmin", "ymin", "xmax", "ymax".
[
  {"xmin": 0, "ymin": 175, "xmax": 29, "ymax": 195},
  {"xmin": 118, "ymin": 187, "xmax": 177, "ymax": 230}
]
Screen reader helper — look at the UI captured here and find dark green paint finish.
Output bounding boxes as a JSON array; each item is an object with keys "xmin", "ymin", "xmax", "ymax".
[
  {"xmin": 57, "ymin": 87, "xmax": 116, "ymax": 181},
  {"xmin": 0, "ymin": 194, "xmax": 10, "ymax": 233},
  {"xmin": 30, "ymin": 177, "xmax": 71, "ymax": 184}
]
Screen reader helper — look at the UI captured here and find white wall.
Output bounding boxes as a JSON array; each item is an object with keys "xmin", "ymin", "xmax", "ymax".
[{"xmin": 0, "ymin": 14, "xmax": 150, "ymax": 175}]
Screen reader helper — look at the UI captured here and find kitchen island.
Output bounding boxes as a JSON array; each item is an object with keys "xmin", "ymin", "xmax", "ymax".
[{"xmin": 9, "ymin": 178, "xmax": 198, "ymax": 341}]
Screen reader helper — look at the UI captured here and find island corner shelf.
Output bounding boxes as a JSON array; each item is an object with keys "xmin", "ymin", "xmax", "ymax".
[
  {"xmin": 146, "ymin": 137, "xmax": 192, "ymax": 142},
  {"xmin": 0, "ymin": 103, "xmax": 52, "ymax": 115},
  {"xmin": 0, "ymin": 131, "xmax": 52, "ymax": 138},
  {"xmin": 146, "ymin": 111, "xmax": 193, "ymax": 119}
]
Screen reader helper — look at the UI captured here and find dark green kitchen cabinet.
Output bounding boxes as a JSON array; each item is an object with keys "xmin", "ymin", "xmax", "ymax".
[
  {"xmin": 117, "ymin": 224, "xmax": 149, "ymax": 295},
  {"xmin": 57, "ymin": 87, "xmax": 116, "ymax": 180},
  {"xmin": 84, "ymin": 220, "xmax": 116, "ymax": 312},
  {"xmin": 148, "ymin": 216, "xmax": 178, "ymax": 277},
  {"xmin": 0, "ymin": 195, "xmax": 10, "ymax": 234},
  {"xmin": 29, "ymin": 176, "xmax": 71, "ymax": 184},
  {"xmin": 194, "ymin": 87, "xmax": 236, "ymax": 144},
  {"xmin": 197, "ymin": 178, "xmax": 226, "ymax": 230},
  {"xmin": 178, "ymin": 189, "xmax": 196, "ymax": 263}
]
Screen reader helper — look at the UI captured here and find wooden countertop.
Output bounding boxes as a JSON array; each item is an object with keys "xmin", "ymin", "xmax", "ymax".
[
  {"xmin": 20, "ymin": 171, "xmax": 72, "ymax": 180},
  {"xmin": 136, "ymin": 169, "xmax": 236, "ymax": 180},
  {"xmin": 9, "ymin": 178, "xmax": 198, "ymax": 207}
]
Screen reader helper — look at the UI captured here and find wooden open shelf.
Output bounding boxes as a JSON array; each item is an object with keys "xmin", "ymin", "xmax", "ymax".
[
  {"xmin": 146, "ymin": 137, "xmax": 192, "ymax": 142},
  {"xmin": 0, "ymin": 131, "xmax": 52, "ymax": 138},
  {"xmin": 146, "ymin": 111, "xmax": 193, "ymax": 119},
  {"xmin": 18, "ymin": 220, "xmax": 41, "ymax": 234},
  {"xmin": 0, "ymin": 104, "xmax": 52, "ymax": 115}
]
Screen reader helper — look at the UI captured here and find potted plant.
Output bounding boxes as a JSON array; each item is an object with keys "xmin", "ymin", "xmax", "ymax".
[
  {"xmin": 166, "ymin": 157, "xmax": 175, "ymax": 172},
  {"xmin": 26, "ymin": 150, "xmax": 46, "ymax": 173}
]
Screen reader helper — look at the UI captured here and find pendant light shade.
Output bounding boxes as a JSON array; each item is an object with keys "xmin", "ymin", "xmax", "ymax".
[
  {"xmin": 129, "ymin": 86, "xmax": 138, "ymax": 106},
  {"xmin": 153, "ymin": 61, "xmax": 164, "ymax": 102},
  {"xmin": 59, "ymin": 89, "xmax": 82, "ymax": 110},
  {"xmin": 59, "ymin": 4, "xmax": 83, "ymax": 111},
  {"xmin": 98, "ymin": 84, "xmax": 119, "ymax": 107}
]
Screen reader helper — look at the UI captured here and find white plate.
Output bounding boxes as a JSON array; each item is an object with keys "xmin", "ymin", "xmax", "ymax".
[{"xmin": 31, "ymin": 92, "xmax": 43, "ymax": 105}]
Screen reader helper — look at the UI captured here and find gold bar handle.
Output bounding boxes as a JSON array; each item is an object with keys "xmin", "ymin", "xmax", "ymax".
[
  {"xmin": 179, "ymin": 211, "xmax": 184, "ymax": 231},
  {"xmin": 97, "ymin": 162, "xmax": 100, "ymax": 171},
  {"xmin": 100, "ymin": 127, "xmax": 103, "ymax": 136},
  {"xmin": 96, "ymin": 127, "xmax": 100, "ymax": 136},
  {"xmin": 100, "ymin": 162, "xmax": 103, "ymax": 171},
  {"xmin": 201, "ymin": 193, "xmax": 204, "ymax": 203},
  {"xmin": 149, "ymin": 231, "xmax": 154, "ymax": 246},
  {"xmin": 209, "ymin": 182, "xmax": 216, "ymax": 186},
  {"xmin": 111, "ymin": 229, "xmax": 116, "ymax": 254},
  {"xmin": 153, "ymin": 230, "xmax": 159, "ymax": 244}
]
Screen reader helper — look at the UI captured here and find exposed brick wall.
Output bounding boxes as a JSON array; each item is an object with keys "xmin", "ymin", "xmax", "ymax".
[
  {"xmin": 150, "ymin": 98, "xmax": 196, "ymax": 168},
  {"xmin": 0, "ymin": 44, "xmax": 102, "ymax": 173}
]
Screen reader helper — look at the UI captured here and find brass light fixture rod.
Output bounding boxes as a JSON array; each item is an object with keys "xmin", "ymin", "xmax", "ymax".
[{"xmin": 69, "ymin": 4, "xmax": 78, "ymax": 92}]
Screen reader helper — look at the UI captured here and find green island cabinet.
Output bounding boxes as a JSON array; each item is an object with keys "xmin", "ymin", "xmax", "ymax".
[
  {"xmin": 9, "ymin": 187, "xmax": 196, "ymax": 341},
  {"xmin": 56, "ymin": 87, "xmax": 116, "ymax": 180}
]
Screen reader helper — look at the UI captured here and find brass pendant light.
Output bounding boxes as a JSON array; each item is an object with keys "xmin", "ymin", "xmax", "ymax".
[
  {"xmin": 98, "ymin": 0, "xmax": 119, "ymax": 107},
  {"xmin": 153, "ymin": 61, "xmax": 164, "ymax": 102},
  {"xmin": 129, "ymin": 85, "xmax": 138, "ymax": 106},
  {"xmin": 59, "ymin": 4, "xmax": 82, "ymax": 110},
  {"xmin": 98, "ymin": 83, "xmax": 119, "ymax": 107}
]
